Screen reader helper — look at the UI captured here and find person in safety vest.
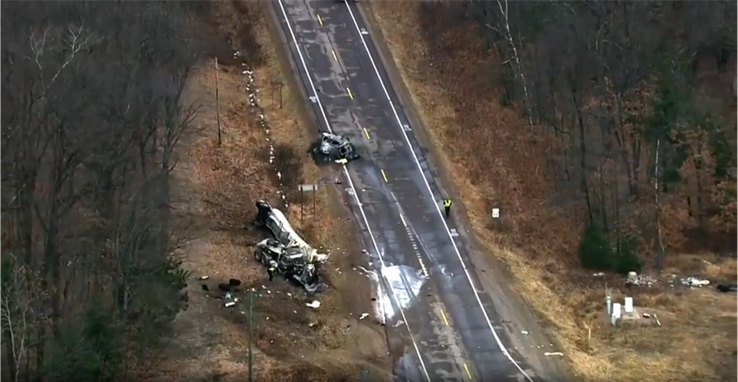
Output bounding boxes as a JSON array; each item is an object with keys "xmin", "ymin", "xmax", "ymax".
[
  {"xmin": 442, "ymin": 198, "xmax": 452, "ymax": 219},
  {"xmin": 268, "ymin": 260, "xmax": 278, "ymax": 282}
]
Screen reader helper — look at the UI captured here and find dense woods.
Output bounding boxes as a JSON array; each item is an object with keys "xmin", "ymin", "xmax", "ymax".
[
  {"xmin": 463, "ymin": 0, "xmax": 736, "ymax": 269},
  {"xmin": 1, "ymin": 2, "xmax": 211, "ymax": 380}
]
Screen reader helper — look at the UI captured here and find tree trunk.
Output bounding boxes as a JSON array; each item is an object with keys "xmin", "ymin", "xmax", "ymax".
[
  {"xmin": 569, "ymin": 71, "xmax": 594, "ymax": 222},
  {"xmin": 654, "ymin": 139, "xmax": 666, "ymax": 269}
]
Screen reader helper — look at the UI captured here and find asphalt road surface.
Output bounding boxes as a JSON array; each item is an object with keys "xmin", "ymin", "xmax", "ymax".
[{"xmin": 271, "ymin": 1, "xmax": 555, "ymax": 381}]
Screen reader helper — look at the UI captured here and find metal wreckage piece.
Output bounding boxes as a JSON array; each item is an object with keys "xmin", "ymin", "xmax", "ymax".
[
  {"xmin": 253, "ymin": 200, "xmax": 329, "ymax": 293},
  {"xmin": 310, "ymin": 132, "xmax": 360, "ymax": 165}
]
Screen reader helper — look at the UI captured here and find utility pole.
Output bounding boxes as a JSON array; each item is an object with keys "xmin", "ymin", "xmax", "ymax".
[
  {"xmin": 654, "ymin": 139, "xmax": 665, "ymax": 269},
  {"xmin": 248, "ymin": 290, "xmax": 254, "ymax": 382},
  {"xmin": 215, "ymin": 57, "xmax": 222, "ymax": 146}
]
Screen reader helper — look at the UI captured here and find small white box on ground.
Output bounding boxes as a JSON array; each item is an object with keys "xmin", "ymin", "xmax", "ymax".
[
  {"xmin": 492, "ymin": 208, "xmax": 500, "ymax": 218},
  {"xmin": 612, "ymin": 303, "xmax": 622, "ymax": 319},
  {"xmin": 624, "ymin": 297, "xmax": 633, "ymax": 313}
]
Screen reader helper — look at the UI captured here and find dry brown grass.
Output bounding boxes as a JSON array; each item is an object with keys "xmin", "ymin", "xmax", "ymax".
[
  {"xmin": 363, "ymin": 1, "xmax": 738, "ymax": 382},
  {"xmin": 154, "ymin": 2, "xmax": 392, "ymax": 382}
]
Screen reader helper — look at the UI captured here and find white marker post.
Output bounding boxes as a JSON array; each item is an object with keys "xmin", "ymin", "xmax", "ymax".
[
  {"xmin": 624, "ymin": 297, "xmax": 634, "ymax": 314},
  {"xmin": 611, "ymin": 303, "xmax": 621, "ymax": 326},
  {"xmin": 492, "ymin": 208, "xmax": 500, "ymax": 219}
]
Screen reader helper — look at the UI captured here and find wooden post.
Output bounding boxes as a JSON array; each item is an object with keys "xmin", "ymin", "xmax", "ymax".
[
  {"xmin": 215, "ymin": 57, "xmax": 222, "ymax": 146},
  {"xmin": 279, "ymin": 81, "xmax": 283, "ymax": 109},
  {"xmin": 248, "ymin": 290, "xmax": 254, "ymax": 382},
  {"xmin": 298, "ymin": 184, "xmax": 317, "ymax": 225},
  {"xmin": 271, "ymin": 81, "xmax": 284, "ymax": 109}
]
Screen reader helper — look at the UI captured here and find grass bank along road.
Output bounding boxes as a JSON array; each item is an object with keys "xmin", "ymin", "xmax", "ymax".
[{"xmin": 270, "ymin": 0, "xmax": 551, "ymax": 381}]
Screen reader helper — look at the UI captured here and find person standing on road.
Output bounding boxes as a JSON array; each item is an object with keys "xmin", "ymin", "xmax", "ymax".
[
  {"xmin": 267, "ymin": 260, "xmax": 278, "ymax": 282},
  {"xmin": 442, "ymin": 198, "xmax": 452, "ymax": 219}
]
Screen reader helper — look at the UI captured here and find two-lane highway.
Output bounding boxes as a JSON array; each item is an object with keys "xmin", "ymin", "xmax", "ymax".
[
  {"xmin": 272, "ymin": 1, "xmax": 470, "ymax": 380},
  {"xmin": 271, "ymin": 0, "xmax": 549, "ymax": 381}
]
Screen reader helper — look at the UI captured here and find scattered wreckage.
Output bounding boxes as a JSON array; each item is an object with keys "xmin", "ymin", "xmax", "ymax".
[
  {"xmin": 310, "ymin": 132, "xmax": 360, "ymax": 164},
  {"xmin": 254, "ymin": 200, "xmax": 329, "ymax": 293},
  {"xmin": 254, "ymin": 238, "xmax": 322, "ymax": 292}
]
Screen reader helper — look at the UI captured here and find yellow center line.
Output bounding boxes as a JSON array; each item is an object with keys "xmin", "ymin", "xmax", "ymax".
[
  {"xmin": 380, "ymin": 169, "xmax": 388, "ymax": 183},
  {"xmin": 440, "ymin": 310, "xmax": 450, "ymax": 326},
  {"xmin": 346, "ymin": 87, "xmax": 354, "ymax": 100},
  {"xmin": 317, "ymin": 14, "xmax": 323, "ymax": 26},
  {"xmin": 331, "ymin": 49, "xmax": 338, "ymax": 62},
  {"xmin": 463, "ymin": 363, "xmax": 472, "ymax": 380},
  {"xmin": 363, "ymin": 127, "xmax": 371, "ymax": 140}
]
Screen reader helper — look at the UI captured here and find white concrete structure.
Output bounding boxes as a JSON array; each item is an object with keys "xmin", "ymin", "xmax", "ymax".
[{"xmin": 624, "ymin": 297, "xmax": 634, "ymax": 313}]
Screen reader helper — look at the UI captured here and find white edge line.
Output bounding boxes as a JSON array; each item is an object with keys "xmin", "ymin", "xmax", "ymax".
[
  {"xmin": 274, "ymin": 1, "xmax": 432, "ymax": 381},
  {"xmin": 343, "ymin": 3, "xmax": 535, "ymax": 381},
  {"xmin": 399, "ymin": 211, "xmax": 407, "ymax": 227}
]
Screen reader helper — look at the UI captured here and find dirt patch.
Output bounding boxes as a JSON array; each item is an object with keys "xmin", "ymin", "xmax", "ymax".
[
  {"xmin": 153, "ymin": 2, "xmax": 392, "ymax": 381},
  {"xmin": 362, "ymin": 2, "xmax": 737, "ymax": 382}
]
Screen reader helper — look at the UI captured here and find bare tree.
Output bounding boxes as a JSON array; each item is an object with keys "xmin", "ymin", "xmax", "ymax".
[
  {"xmin": 459, "ymin": 0, "xmax": 736, "ymax": 265},
  {"xmin": 2, "ymin": 2, "xmax": 208, "ymax": 379},
  {"xmin": 1, "ymin": 258, "xmax": 39, "ymax": 382}
]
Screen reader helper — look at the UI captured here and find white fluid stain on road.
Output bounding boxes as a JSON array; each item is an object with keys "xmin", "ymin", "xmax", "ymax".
[{"xmin": 362, "ymin": 264, "xmax": 425, "ymax": 322}]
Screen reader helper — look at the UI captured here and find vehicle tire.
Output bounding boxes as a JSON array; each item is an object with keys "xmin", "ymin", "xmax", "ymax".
[
  {"xmin": 254, "ymin": 250, "xmax": 261, "ymax": 262},
  {"xmin": 256, "ymin": 251, "xmax": 268, "ymax": 265}
]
